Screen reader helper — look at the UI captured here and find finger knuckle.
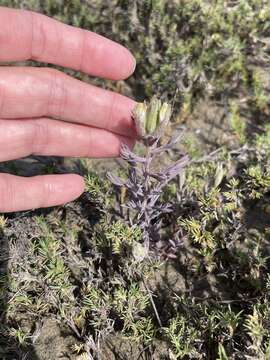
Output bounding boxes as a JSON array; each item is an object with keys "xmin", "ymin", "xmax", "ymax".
[
  {"xmin": 30, "ymin": 12, "xmax": 47, "ymax": 61},
  {"xmin": 45, "ymin": 68, "xmax": 67, "ymax": 119},
  {"xmin": 31, "ymin": 119, "xmax": 50, "ymax": 154}
]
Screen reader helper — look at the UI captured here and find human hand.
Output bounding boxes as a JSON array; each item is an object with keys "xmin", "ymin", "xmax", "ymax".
[{"xmin": 0, "ymin": 7, "xmax": 137, "ymax": 213}]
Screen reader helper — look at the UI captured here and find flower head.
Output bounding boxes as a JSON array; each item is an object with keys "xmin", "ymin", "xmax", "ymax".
[{"xmin": 132, "ymin": 97, "xmax": 172, "ymax": 142}]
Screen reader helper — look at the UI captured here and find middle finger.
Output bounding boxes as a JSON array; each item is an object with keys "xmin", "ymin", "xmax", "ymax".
[
  {"xmin": 0, "ymin": 118, "xmax": 135, "ymax": 162},
  {"xmin": 0, "ymin": 67, "xmax": 137, "ymax": 137}
]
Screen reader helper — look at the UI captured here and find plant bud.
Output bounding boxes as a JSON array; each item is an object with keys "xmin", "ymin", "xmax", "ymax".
[
  {"xmin": 145, "ymin": 97, "xmax": 161, "ymax": 134},
  {"xmin": 132, "ymin": 97, "xmax": 172, "ymax": 142},
  {"xmin": 159, "ymin": 102, "xmax": 172, "ymax": 127},
  {"xmin": 132, "ymin": 102, "xmax": 147, "ymax": 137}
]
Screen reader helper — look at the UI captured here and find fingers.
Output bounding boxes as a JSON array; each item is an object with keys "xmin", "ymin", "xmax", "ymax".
[
  {"xmin": 0, "ymin": 118, "xmax": 135, "ymax": 162},
  {"xmin": 0, "ymin": 173, "xmax": 85, "ymax": 213},
  {"xmin": 0, "ymin": 67, "xmax": 137, "ymax": 137},
  {"xmin": 0, "ymin": 7, "xmax": 136, "ymax": 80}
]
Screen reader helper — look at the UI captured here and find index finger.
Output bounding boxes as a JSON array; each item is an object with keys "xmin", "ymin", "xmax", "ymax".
[{"xmin": 0, "ymin": 7, "xmax": 136, "ymax": 80}]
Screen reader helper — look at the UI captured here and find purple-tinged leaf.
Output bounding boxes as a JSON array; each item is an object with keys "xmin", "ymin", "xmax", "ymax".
[
  {"xmin": 164, "ymin": 155, "xmax": 189, "ymax": 178},
  {"xmin": 152, "ymin": 132, "xmax": 184, "ymax": 155},
  {"xmin": 107, "ymin": 173, "xmax": 125, "ymax": 187},
  {"xmin": 147, "ymin": 172, "xmax": 168, "ymax": 182},
  {"xmin": 120, "ymin": 144, "xmax": 146, "ymax": 164}
]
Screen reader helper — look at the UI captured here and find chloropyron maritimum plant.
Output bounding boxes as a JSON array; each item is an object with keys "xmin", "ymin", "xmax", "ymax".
[{"xmin": 108, "ymin": 97, "xmax": 189, "ymax": 258}]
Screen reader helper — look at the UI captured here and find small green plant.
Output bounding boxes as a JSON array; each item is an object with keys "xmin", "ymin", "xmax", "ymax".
[
  {"xmin": 164, "ymin": 315, "xmax": 199, "ymax": 358},
  {"xmin": 229, "ymin": 102, "xmax": 246, "ymax": 144},
  {"xmin": 244, "ymin": 165, "xmax": 270, "ymax": 199},
  {"xmin": 217, "ymin": 344, "xmax": 230, "ymax": 360},
  {"xmin": 104, "ymin": 221, "xmax": 141, "ymax": 255},
  {"xmin": 8, "ymin": 327, "xmax": 29, "ymax": 347},
  {"xmin": 252, "ymin": 70, "xmax": 268, "ymax": 111},
  {"xmin": 85, "ymin": 171, "xmax": 110, "ymax": 205},
  {"xmin": 244, "ymin": 307, "xmax": 270, "ymax": 358}
]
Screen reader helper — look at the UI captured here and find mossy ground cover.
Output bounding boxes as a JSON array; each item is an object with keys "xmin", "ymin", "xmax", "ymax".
[{"xmin": 0, "ymin": 1, "xmax": 270, "ymax": 359}]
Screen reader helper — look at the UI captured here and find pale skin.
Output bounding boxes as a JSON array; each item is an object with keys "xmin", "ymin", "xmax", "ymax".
[{"xmin": 0, "ymin": 7, "xmax": 138, "ymax": 213}]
